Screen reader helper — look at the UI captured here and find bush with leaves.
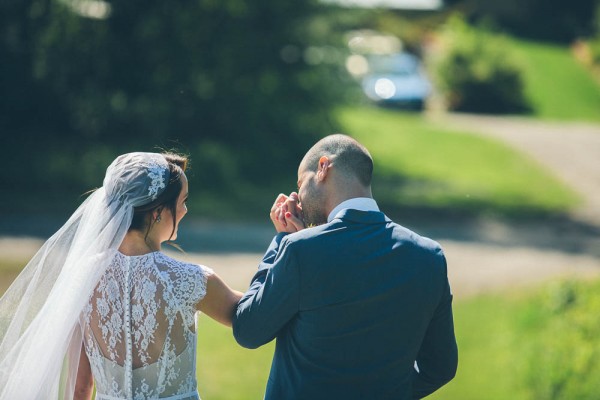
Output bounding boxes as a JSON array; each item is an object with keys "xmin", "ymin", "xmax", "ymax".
[
  {"xmin": 588, "ymin": 37, "xmax": 600, "ymax": 66},
  {"xmin": 433, "ymin": 16, "xmax": 531, "ymax": 114},
  {"xmin": 521, "ymin": 279, "xmax": 600, "ymax": 399}
]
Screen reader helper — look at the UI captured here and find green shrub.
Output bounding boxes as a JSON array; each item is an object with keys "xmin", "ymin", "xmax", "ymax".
[
  {"xmin": 433, "ymin": 16, "xmax": 531, "ymax": 114},
  {"xmin": 588, "ymin": 37, "xmax": 600, "ymax": 65},
  {"xmin": 522, "ymin": 280, "xmax": 600, "ymax": 399}
]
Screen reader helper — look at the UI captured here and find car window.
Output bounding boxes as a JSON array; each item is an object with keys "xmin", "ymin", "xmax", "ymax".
[{"xmin": 368, "ymin": 54, "xmax": 419, "ymax": 75}]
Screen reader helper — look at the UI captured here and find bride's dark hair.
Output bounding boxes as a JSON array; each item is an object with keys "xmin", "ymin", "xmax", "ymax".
[{"xmin": 129, "ymin": 152, "xmax": 189, "ymax": 241}]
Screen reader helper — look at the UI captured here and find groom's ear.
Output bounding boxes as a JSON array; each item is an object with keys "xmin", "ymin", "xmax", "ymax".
[{"xmin": 316, "ymin": 156, "xmax": 330, "ymax": 182}]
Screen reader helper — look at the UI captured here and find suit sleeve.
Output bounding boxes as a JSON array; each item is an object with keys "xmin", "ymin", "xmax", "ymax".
[
  {"xmin": 412, "ymin": 250, "xmax": 458, "ymax": 399},
  {"xmin": 232, "ymin": 233, "xmax": 300, "ymax": 349}
]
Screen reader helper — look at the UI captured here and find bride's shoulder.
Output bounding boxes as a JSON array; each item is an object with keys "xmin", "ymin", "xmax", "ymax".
[
  {"xmin": 155, "ymin": 251, "xmax": 214, "ymax": 277},
  {"xmin": 154, "ymin": 252, "xmax": 213, "ymax": 305}
]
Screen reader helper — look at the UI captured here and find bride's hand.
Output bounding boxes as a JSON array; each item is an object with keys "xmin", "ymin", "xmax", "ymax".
[
  {"xmin": 283, "ymin": 192, "xmax": 305, "ymax": 232},
  {"xmin": 270, "ymin": 193, "xmax": 290, "ymax": 232},
  {"xmin": 270, "ymin": 193, "xmax": 305, "ymax": 233}
]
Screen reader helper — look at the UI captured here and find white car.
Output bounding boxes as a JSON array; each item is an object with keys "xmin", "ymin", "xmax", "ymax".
[{"xmin": 361, "ymin": 52, "xmax": 431, "ymax": 110}]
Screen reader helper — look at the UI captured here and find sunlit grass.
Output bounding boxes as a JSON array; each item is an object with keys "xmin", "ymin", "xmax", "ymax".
[
  {"xmin": 2, "ymin": 260, "xmax": 597, "ymax": 399},
  {"xmin": 429, "ymin": 293, "xmax": 531, "ymax": 400},
  {"xmin": 193, "ymin": 279, "xmax": 591, "ymax": 400},
  {"xmin": 511, "ymin": 38, "xmax": 600, "ymax": 122},
  {"xmin": 195, "ymin": 291, "xmax": 528, "ymax": 400},
  {"xmin": 336, "ymin": 106, "xmax": 579, "ymax": 216},
  {"xmin": 196, "ymin": 315, "xmax": 273, "ymax": 399},
  {"xmin": 194, "ymin": 278, "xmax": 600, "ymax": 400},
  {"xmin": 431, "ymin": 278, "xmax": 600, "ymax": 400}
]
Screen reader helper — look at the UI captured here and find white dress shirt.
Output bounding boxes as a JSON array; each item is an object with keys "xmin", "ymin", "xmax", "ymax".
[{"xmin": 327, "ymin": 197, "xmax": 380, "ymax": 223}]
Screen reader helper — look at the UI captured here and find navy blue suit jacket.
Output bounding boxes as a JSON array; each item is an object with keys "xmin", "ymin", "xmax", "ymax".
[{"xmin": 233, "ymin": 209, "xmax": 458, "ymax": 399}]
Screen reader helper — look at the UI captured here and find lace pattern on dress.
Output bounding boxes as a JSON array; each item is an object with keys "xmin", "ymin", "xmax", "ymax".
[{"xmin": 81, "ymin": 251, "xmax": 212, "ymax": 399}]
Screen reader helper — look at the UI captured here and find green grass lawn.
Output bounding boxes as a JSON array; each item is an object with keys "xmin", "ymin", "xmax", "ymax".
[
  {"xmin": 2, "ymin": 262, "xmax": 597, "ymax": 399},
  {"xmin": 430, "ymin": 278, "xmax": 600, "ymax": 400},
  {"xmin": 336, "ymin": 106, "xmax": 579, "ymax": 217},
  {"xmin": 510, "ymin": 38, "xmax": 600, "ymax": 122},
  {"xmin": 428, "ymin": 293, "xmax": 532, "ymax": 400},
  {"xmin": 194, "ymin": 296, "xmax": 520, "ymax": 400},
  {"xmin": 195, "ymin": 278, "xmax": 600, "ymax": 400},
  {"xmin": 196, "ymin": 315, "xmax": 274, "ymax": 399}
]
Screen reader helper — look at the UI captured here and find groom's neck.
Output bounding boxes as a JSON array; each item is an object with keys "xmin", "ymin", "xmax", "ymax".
[{"xmin": 324, "ymin": 184, "xmax": 373, "ymax": 217}]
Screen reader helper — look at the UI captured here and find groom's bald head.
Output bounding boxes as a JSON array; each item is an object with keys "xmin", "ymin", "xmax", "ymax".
[{"xmin": 300, "ymin": 134, "xmax": 373, "ymax": 187}]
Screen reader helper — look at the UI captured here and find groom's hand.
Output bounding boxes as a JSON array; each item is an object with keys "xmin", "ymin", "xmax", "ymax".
[{"xmin": 270, "ymin": 193, "xmax": 305, "ymax": 233}]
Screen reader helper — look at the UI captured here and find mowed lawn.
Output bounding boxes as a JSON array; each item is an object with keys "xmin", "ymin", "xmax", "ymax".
[
  {"xmin": 511, "ymin": 38, "xmax": 600, "ymax": 122},
  {"xmin": 335, "ymin": 106, "xmax": 579, "ymax": 217},
  {"xmin": 428, "ymin": 293, "xmax": 531, "ymax": 400},
  {"xmin": 196, "ymin": 280, "xmax": 590, "ymax": 400},
  {"xmin": 197, "ymin": 278, "xmax": 600, "ymax": 400},
  {"xmin": 196, "ymin": 315, "xmax": 274, "ymax": 399},
  {"xmin": 194, "ymin": 295, "xmax": 520, "ymax": 400}
]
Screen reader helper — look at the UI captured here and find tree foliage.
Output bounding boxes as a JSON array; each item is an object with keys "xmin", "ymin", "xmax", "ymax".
[
  {"xmin": 458, "ymin": 0, "xmax": 598, "ymax": 43},
  {"xmin": 433, "ymin": 16, "xmax": 530, "ymax": 114},
  {"xmin": 1, "ymin": 0, "xmax": 346, "ymax": 214}
]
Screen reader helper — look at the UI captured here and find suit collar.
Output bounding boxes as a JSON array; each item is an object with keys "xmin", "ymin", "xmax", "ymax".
[
  {"xmin": 332, "ymin": 208, "xmax": 392, "ymax": 224},
  {"xmin": 327, "ymin": 198, "xmax": 379, "ymax": 223}
]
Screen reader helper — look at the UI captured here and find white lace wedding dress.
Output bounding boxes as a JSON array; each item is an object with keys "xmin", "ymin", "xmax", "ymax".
[{"xmin": 80, "ymin": 251, "xmax": 213, "ymax": 400}]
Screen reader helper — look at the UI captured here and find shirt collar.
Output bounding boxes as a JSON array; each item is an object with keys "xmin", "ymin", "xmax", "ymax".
[{"xmin": 327, "ymin": 198, "xmax": 380, "ymax": 223}]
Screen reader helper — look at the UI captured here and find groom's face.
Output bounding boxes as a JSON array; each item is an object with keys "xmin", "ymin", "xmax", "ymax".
[{"xmin": 297, "ymin": 161, "xmax": 327, "ymax": 226}]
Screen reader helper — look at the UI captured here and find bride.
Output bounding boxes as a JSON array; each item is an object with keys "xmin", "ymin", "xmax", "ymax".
[{"xmin": 0, "ymin": 152, "xmax": 243, "ymax": 399}]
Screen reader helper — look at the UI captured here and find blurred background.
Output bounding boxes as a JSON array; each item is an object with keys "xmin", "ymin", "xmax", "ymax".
[{"xmin": 2, "ymin": 0, "xmax": 600, "ymax": 398}]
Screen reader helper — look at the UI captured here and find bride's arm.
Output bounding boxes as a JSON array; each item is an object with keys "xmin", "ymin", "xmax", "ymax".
[
  {"xmin": 197, "ymin": 273, "xmax": 243, "ymax": 327},
  {"xmin": 73, "ymin": 343, "xmax": 94, "ymax": 400}
]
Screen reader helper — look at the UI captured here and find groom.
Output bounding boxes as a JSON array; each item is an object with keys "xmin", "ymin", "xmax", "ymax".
[{"xmin": 233, "ymin": 134, "xmax": 458, "ymax": 399}]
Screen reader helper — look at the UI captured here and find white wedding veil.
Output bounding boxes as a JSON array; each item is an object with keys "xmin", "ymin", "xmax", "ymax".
[{"xmin": 0, "ymin": 152, "xmax": 171, "ymax": 399}]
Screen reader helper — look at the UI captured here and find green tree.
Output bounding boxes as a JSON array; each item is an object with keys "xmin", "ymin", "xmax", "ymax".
[
  {"xmin": 457, "ymin": 0, "xmax": 598, "ymax": 43},
  {"xmin": 1, "ymin": 0, "xmax": 346, "ymax": 215},
  {"xmin": 433, "ymin": 15, "xmax": 530, "ymax": 114}
]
